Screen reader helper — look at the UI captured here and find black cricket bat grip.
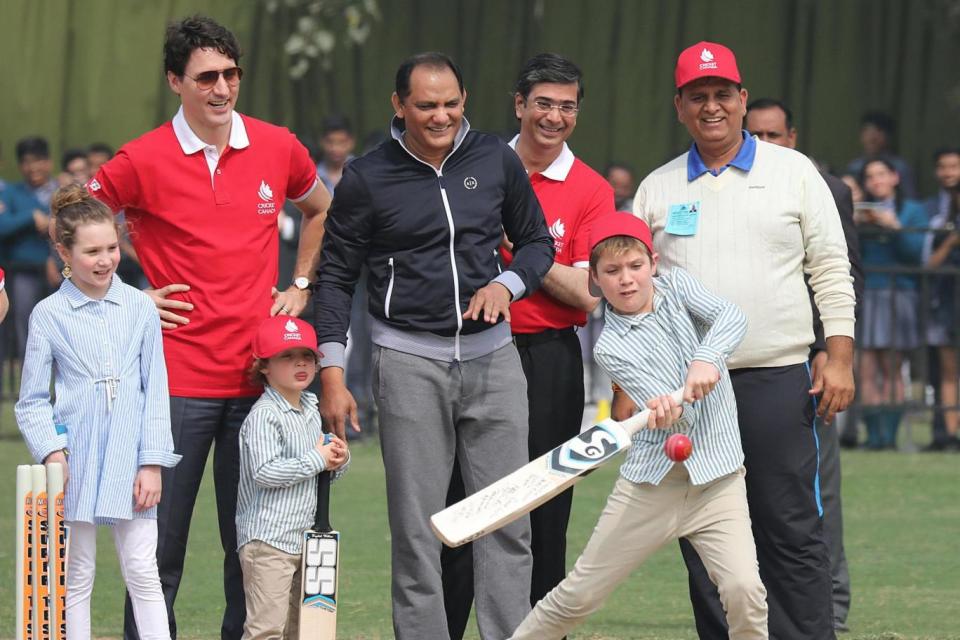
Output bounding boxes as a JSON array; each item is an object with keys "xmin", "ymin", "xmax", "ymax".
[{"xmin": 315, "ymin": 470, "xmax": 332, "ymax": 532}]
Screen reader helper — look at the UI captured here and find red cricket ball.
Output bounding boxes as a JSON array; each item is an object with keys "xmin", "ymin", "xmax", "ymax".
[{"xmin": 664, "ymin": 433, "xmax": 693, "ymax": 462}]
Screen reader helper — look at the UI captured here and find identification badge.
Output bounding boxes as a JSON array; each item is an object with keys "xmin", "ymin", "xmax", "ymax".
[{"xmin": 665, "ymin": 202, "xmax": 701, "ymax": 236}]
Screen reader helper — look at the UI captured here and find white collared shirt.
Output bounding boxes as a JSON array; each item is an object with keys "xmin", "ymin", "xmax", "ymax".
[
  {"xmin": 508, "ymin": 135, "xmax": 575, "ymax": 181},
  {"xmin": 171, "ymin": 106, "xmax": 250, "ymax": 180}
]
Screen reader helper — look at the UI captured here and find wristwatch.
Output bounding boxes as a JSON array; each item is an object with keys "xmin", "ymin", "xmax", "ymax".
[{"xmin": 293, "ymin": 276, "xmax": 311, "ymax": 293}]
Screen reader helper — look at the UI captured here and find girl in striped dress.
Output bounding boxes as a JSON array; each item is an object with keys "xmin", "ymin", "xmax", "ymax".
[{"xmin": 16, "ymin": 185, "xmax": 180, "ymax": 640}]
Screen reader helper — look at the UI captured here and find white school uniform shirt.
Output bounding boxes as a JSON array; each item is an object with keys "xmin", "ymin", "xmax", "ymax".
[{"xmin": 16, "ymin": 275, "xmax": 180, "ymax": 524}]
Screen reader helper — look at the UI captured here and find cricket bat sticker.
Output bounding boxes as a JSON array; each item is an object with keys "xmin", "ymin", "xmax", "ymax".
[{"xmin": 548, "ymin": 423, "xmax": 632, "ymax": 475}]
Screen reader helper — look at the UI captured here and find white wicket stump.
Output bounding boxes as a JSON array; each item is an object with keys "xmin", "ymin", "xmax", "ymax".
[
  {"xmin": 16, "ymin": 466, "xmax": 33, "ymax": 640},
  {"xmin": 47, "ymin": 464, "xmax": 67, "ymax": 640},
  {"xmin": 299, "ymin": 530, "xmax": 339, "ymax": 639},
  {"xmin": 17, "ymin": 463, "xmax": 68, "ymax": 640}
]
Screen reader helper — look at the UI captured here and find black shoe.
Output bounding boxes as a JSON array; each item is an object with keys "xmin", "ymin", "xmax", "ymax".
[
  {"xmin": 834, "ymin": 621, "xmax": 850, "ymax": 633},
  {"xmin": 921, "ymin": 440, "xmax": 948, "ymax": 452},
  {"xmin": 946, "ymin": 437, "xmax": 960, "ymax": 452}
]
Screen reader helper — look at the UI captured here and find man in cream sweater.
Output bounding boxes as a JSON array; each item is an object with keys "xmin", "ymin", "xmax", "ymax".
[{"xmin": 618, "ymin": 41, "xmax": 856, "ymax": 639}]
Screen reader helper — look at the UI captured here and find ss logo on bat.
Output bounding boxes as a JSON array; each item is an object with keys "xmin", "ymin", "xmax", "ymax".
[{"xmin": 549, "ymin": 425, "xmax": 626, "ymax": 475}]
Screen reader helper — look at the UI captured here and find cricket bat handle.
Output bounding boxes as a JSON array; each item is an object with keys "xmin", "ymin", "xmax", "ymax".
[{"xmin": 617, "ymin": 388, "xmax": 685, "ymax": 437}]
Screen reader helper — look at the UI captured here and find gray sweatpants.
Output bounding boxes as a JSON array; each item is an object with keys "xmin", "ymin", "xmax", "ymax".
[{"xmin": 373, "ymin": 344, "xmax": 533, "ymax": 640}]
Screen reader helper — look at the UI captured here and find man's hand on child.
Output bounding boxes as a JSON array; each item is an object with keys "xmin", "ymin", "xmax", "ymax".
[
  {"xmin": 134, "ymin": 465, "xmax": 162, "ymax": 512},
  {"xmin": 645, "ymin": 394, "xmax": 682, "ymax": 429},
  {"xmin": 684, "ymin": 361, "xmax": 720, "ymax": 402},
  {"xmin": 145, "ymin": 283, "xmax": 193, "ymax": 330},
  {"xmin": 270, "ymin": 285, "xmax": 310, "ymax": 317},
  {"xmin": 317, "ymin": 434, "xmax": 349, "ymax": 471}
]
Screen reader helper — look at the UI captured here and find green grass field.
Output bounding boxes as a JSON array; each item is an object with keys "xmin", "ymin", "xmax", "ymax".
[{"xmin": 1, "ymin": 421, "xmax": 958, "ymax": 639}]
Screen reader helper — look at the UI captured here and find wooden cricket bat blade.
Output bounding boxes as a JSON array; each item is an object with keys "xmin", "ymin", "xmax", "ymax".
[
  {"xmin": 431, "ymin": 388, "xmax": 684, "ymax": 547},
  {"xmin": 299, "ymin": 470, "xmax": 338, "ymax": 639}
]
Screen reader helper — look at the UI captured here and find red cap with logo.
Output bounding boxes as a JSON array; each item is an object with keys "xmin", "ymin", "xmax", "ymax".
[
  {"xmin": 252, "ymin": 315, "xmax": 320, "ymax": 359},
  {"xmin": 674, "ymin": 41, "xmax": 741, "ymax": 89},
  {"xmin": 589, "ymin": 212, "xmax": 654, "ymax": 256}
]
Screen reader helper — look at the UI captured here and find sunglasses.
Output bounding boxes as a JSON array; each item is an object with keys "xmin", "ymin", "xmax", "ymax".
[{"xmin": 185, "ymin": 66, "xmax": 243, "ymax": 91}]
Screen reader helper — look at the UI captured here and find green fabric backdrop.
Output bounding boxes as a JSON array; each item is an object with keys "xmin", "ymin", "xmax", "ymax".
[{"xmin": 1, "ymin": 0, "xmax": 958, "ymax": 195}]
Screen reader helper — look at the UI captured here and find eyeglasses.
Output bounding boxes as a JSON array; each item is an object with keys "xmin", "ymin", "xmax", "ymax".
[
  {"xmin": 530, "ymin": 99, "xmax": 579, "ymax": 117},
  {"xmin": 185, "ymin": 67, "xmax": 243, "ymax": 91}
]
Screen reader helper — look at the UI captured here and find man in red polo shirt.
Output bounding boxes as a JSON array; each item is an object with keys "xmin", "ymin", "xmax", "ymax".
[
  {"xmin": 87, "ymin": 16, "xmax": 330, "ymax": 639},
  {"xmin": 442, "ymin": 53, "xmax": 614, "ymax": 635}
]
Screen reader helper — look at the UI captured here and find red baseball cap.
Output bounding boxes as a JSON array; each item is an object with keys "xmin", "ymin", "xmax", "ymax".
[
  {"xmin": 252, "ymin": 315, "xmax": 320, "ymax": 359},
  {"xmin": 588, "ymin": 213, "xmax": 655, "ymax": 297},
  {"xmin": 589, "ymin": 212, "xmax": 654, "ymax": 256},
  {"xmin": 675, "ymin": 41, "xmax": 741, "ymax": 89}
]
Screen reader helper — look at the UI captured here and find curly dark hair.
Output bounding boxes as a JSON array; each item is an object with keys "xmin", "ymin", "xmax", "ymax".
[{"xmin": 163, "ymin": 15, "xmax": 241, "ymax": 77}]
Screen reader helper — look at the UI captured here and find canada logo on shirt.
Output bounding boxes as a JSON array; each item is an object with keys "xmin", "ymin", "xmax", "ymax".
[
  {"xmin": 257, "ymin": 180, "xmax": 276, "ymax": 216},
  {"xmin": 549, "ymin": 218, "xmax": 566, "ymax": 253}
]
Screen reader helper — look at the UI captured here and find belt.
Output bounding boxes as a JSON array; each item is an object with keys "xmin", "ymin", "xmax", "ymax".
[{"xmin": 512, "ymin": 326, "xmax": 576, "ymax": 347}]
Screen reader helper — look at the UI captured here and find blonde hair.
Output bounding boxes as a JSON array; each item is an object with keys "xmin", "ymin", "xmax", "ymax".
[
  {"xmin": 50, "ymin": 184, "xmax": 118, "ymax": 249},
  {"xmin": 589, "ymin": 236, "xmax": 652, "ymax": 270}
]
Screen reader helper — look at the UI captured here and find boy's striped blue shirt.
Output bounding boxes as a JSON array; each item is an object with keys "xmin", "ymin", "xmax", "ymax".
[
  {"xmin": 236, "ymin": 386, "xmax": 347, "ymax": 554},
  {"xmin": 594, "ymin": 267, "xmax": 747, "ymax": 486}
]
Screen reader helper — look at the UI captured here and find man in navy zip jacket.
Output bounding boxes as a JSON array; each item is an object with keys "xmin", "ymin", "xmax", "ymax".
[{"xmin": 314, "ymin": 52, "xmax": 554, "ymax": 640}]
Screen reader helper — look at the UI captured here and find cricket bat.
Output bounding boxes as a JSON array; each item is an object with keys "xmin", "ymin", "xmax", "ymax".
[
  {"xmin": 16, "ymin": 465, "xmax": 33, "ymax": 640},
  {"xmin": 31, "ymin": 465, "xmax": 51, "ymax": 640},
  {"xmin": 46, "ymin": 463, "xmax": 67, "ymax": 640},
  {"xmin": 298, "ymin": 469, "xmax": 339, "ymax": 639},
  {"xmin": 431, "ymin": 388, "xmax": 684, "ymax": 547}
]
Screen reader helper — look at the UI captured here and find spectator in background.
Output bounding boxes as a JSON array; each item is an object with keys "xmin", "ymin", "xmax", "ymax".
[
  {"xmin": 0, "ymin": 136, "xmax": 57, "ymax": 360},
  {"xmin": 87, "ymin": 142, "xmax": 115, "ymax": 173},
  {"xmin": 922, "ymin": 147, "xmax": 960, "ymax": 451},
  {"xmin": 856, "ymin": 157, "xmax": 927, "ymax": 449},
  {"xmin": 841, "ymin": 173, "xmax": 866, "ymax": 205},
  {"xmin": 846, "ymin": 111, "xmax": 916, "ymax": 199},
  {"xmin": 58, "ymin": 148, "xmax": 92, "ymax": 187},
  {"xmin": 316, "ymin": 115, "xmax": 356, "ymax": 193},
  {"xmin": 50, "ymin": 147, "xmax": 94, "ymax": 288},
  {"xmin": 605, "ymin": 162, "xmax": 635, "ymax": 211}
]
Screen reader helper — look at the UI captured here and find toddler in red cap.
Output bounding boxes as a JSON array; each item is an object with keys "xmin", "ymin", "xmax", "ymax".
[
  {"xmin": 511, "ymin": 212, "xmax": 768, "ymax": 639},
  {"xmin": 235, "ymin": 315, "xmax": 348, "ymax": 638}
]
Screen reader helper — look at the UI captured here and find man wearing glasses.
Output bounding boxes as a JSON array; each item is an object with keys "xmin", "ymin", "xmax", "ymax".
[
  {"xmin": 86, "ymin": 15, "xmax": 330, "ymax": 639},
  {"xmin": 442, "ymin": 53, "xmax": 614, "ymax": 638}
]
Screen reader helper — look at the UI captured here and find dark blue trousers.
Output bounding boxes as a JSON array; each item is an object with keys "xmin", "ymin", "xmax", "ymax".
[
  {"xmin": 124, "ymin": 396, "xmax": 256, "ymax": 640},
  {"xmin": 680, "ymin": 364, "xmax": 835, "ymax": 640}
]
